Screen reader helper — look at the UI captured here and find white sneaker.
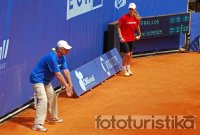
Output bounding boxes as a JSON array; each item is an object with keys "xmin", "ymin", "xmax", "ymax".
[
  {"xmin": 127, "ymin": 69, "xmax": 133, "ymax": 75},
  {"xmin": 123, "ymin": 71, "xmax": 130, "ymax": 77},
  {"xmin": 32, "ymin": 124, "xmax": 47, "ymax": 132},
  {"xmin": 47, "ymin": 117, "xmax": 63, "ymax": 123},
  {"xmin": 126, "ymin": 65, "xmax": 133, "ymax": 75}
]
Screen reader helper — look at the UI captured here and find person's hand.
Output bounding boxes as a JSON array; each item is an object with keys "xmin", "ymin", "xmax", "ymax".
[
  {"xmin": 65, "ymin": 85, "xmax": 73, "ymax": 97},
  {"xmin": 136, "ymin": 35, "xmax": 141, "ymax": 40},
  {"xmin": 120, "ymin": 37, "xmax": 125, "ymax": 42}
]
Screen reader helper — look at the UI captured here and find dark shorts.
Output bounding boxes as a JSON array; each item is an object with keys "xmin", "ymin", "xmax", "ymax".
[{"xmin": 120, "ymin": 41, "xmax": 136, "ymax": 53}]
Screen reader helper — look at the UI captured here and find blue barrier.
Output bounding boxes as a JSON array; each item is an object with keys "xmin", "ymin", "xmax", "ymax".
[
  {"xmin": 0, "ymin": 0, "xmax": 187, "ymax": 117},
  {"xmin": 71, "ymin": 48, "xmax": 122, "ymax": 96}
]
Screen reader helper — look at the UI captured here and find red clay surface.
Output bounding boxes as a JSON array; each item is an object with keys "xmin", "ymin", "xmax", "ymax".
[{"xmin": 0, "ymin": 52, "xmax": 200, "ymax": 135}]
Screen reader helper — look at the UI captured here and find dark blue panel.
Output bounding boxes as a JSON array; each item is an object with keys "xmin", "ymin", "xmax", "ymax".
[
  {"xmin": 135, "ymin": 35, "xmax": 180, "ymax": 53},
  {"xmin": 140, "ymin": 13, "xmax": 190, "ymax": 39}
]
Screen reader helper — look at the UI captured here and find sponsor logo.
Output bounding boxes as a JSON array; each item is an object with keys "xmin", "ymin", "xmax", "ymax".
[
  {"xmin": 75, "ymin": 70, "xmax": 95, "ymax": 91},
  {"xmin": 115, "ymin": 0, "xmax": 126, "ymax": 9},
  {"xmin": 100, "ymin": 56, "xmax": 120, "ymax": 76},
  {"xmin": 67, "ymin": 0, "xmax": 103, "ymax": 20},
  {"xmin": 127, "ymin": 22, "xmax": 136, "ymax": 24}
]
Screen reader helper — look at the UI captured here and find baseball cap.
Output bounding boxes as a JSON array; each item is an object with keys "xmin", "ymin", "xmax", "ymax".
[
  {"xmin": 128, "ymin": 3, "xmax": 136, "ymax": 9},
  {"xmin": 57, "ymin": 40, "xmax": 72, "ymax": 50}
]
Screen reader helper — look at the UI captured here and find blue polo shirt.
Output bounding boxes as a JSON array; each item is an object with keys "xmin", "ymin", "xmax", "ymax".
[{"xmin": 30, "ymin": 51, "xmax": 68, "ymax": 85}]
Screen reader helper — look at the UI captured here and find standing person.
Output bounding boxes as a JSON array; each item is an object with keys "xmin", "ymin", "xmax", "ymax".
[
  {"xmin": 117, "ymin": 2, "xmax": 141, "ymax": 77},
  {"xmin": 30, "ymin": 40, "xmax": 73, "ymax": 132}
]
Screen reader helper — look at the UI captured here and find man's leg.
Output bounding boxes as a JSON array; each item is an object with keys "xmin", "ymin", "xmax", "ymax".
[
  {"xmin": 32, "ymin": 83, "xmax": 47, "ymax": 132},
  {"xmin": 126, "ymin": 51, "xmax": 133, "ymax": 75},
  {"xmin": 120, "ymin": 42, "xmax": 130, "ymax": 77},
  {"xmin": 122, "ymin": 53, "xmax": 130, "ymax": 76},
  {"xmin": 45, "ymin": 83, "xmax": 62, "ymax": 122}
]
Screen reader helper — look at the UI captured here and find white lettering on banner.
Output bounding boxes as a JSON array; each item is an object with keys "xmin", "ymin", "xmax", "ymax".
[
  {"xmin": 100, "ymin": 56, "xmax": 120, "ymax": 76},
  {"xmin": 0, "ymin": 39, "xmax": 9, "ymax": 71},
  {"xmin": 67, "ymin": 0, "xmax": 103, "ymax": 20},
  {"xmin": 82, "ymin": 75, "xmax": 95, "ymax": 86},
  {"xmin": 105, "ymin": 56, "xmax": 119, "ymax": 70},
  {"xmin": 75, "ymin": 70, "xmax": 96, "ymax": 91},
  {"xmin": 0, "ymin": 39, "xmax": 9, "ymax": 60},
  {"xmin": 115, "ymin": 0, "xmax": 126, "ymax": 9},
  {"xmin": 100, "ymin": 57, "xmax": 110, "ymax": 76}
]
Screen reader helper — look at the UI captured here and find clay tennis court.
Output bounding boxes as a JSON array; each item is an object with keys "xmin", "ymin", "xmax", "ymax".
[{"xmin": 0, "ymin": 52, "xmax": 200, "ymax": 135}]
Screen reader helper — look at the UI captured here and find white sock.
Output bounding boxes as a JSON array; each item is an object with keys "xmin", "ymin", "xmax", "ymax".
[{"xmin": 126, "ymin": 65, "xmax": 131, "ymax": 71}]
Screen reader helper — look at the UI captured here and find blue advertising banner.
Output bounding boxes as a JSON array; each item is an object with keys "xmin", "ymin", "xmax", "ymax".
[
  {"xmin": 95, "ymin": 48, "xmax": 122, "ymax": 82},
  {"xmin": 71, "ymin": 48, "xmax": 122, "ymax": 96},
  {"xmin": 70, "ymin": 60, "xmax": 101, "ymax": 96}
]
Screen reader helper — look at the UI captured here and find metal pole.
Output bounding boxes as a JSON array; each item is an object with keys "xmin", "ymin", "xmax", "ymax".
[{"xmin": 0, "ymin": 102, "xmax": 34, "ymax": 124}]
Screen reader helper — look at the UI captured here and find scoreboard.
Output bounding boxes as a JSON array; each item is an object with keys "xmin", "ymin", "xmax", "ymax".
[{"xmin": 140, "ymin": 13, "xmax": 190, "ymax": 39}]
